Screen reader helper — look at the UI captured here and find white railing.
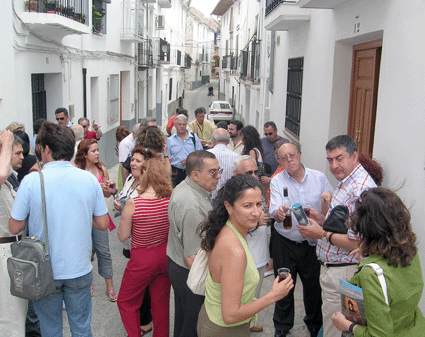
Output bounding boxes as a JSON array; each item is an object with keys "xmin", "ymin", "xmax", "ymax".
[{"xmin": 121, "ymin": 1, "xmax": 145, "ymax": 42}]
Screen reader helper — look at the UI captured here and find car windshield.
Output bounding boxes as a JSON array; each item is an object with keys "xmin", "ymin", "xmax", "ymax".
[
  {"xmin": 212, "ymin": 103, "xmax": 221, "ymax": 109},
  {"xmin": 220, "ymin": 103, "xmax": 230, "ymax": 109}
]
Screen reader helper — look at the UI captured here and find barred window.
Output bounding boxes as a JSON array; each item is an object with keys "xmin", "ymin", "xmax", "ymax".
[{"xmin": 285, "ymin": 57, "xmax": 303, "ymax": 137}]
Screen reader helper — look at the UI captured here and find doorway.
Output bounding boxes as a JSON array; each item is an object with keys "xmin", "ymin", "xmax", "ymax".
[{"xmin": 347, "ymin": 39, "xmax": 382, "ymax": 157}]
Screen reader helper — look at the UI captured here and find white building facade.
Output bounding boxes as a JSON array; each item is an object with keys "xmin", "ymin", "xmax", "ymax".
[{"xmin": 264, "ymin": 0, "xmax": 425, "ymax": 310}]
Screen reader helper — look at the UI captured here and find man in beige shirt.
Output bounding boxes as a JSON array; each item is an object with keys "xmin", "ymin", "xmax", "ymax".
[{"xmin": 227, "ymin": 120, "xmax": 244, "ymax": 154}]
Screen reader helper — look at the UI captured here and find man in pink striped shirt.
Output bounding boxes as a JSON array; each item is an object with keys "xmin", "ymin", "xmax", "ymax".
[{"xmin": 297, "ymin": 135, "xmax": 376, "ymax": 337}]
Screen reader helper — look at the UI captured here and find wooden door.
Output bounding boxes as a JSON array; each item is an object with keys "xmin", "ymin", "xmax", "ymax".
[{"xmin": 348, "ymin": 40, "xmax": 382, "ymax": 157}]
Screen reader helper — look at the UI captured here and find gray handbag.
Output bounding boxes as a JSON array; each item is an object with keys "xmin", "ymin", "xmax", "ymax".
[{"xmin": 7, "ymin": 171, "xmax": 56, "ymax": 301}]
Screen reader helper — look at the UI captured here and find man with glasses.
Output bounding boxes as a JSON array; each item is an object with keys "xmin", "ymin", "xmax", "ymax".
[
  {"xmin": 260, "ymin": 122, "xmax": 288, "ymax": 184},
  {"xmin": 167, "ymin": 150, "xmax": 221, "ymax": 337},
  {"xmin": 77, "ymin": 117, "xmax": 103, "ymax": 140},
  {"xmin": 270, "ymin": 141, "xmax": 333, "ymax": 337},
  {"xmin": 54, "ymin": 107, "xmax": 72, "ymax": 127},
  {"xmin": 233, "ymin": 155, "xmax": 271, "ymax": 333},
  {"xmin": 297, "ymin": 135, "xmax": 376, "ymax": 337}
]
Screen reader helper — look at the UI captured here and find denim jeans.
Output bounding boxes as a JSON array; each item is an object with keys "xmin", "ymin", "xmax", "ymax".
[
  {"xmin": 33, "ymin": 271, "xmax": 93, "ymax": 337},
  {"xmin": 92, "ymin": 228, "xmax": 113, "ymax": 279}
]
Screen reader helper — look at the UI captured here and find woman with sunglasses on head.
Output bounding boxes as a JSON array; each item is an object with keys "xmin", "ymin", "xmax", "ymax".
[
  {"xmin": 114, "ymin": 146, "xmax": 154, "ymax": 335},
  {"xmin": 117, "ymin": 155, "xmax": 172, "ymax": 337},
  {"xmin": 75, "ymin": 139, "xmax": 118, "ymax": 302},
  {"xmin": 197, "ymin": 175, "xmax": 293, "ymax": 336},
  {"xmin": 331, "ymin": 187, "xmax": 425, "ymax": 336}
]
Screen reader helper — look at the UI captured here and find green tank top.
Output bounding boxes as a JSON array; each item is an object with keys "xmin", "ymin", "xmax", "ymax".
[{"xmin": 204, "ymin": 221, "xmax": 260, "ymax": 327}]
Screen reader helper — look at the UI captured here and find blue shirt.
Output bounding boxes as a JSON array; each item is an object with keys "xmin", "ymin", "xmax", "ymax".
[
  {"xmin": 11, "ymin": 161, "xmax": 108, "ymax": 280},
  {"xmin": 167, "ymin": 132, "xmax": 202, "ymax": 169},
  {"xmin": 261, "ymin": 136, "xmax": 288, "ymax": 174}
]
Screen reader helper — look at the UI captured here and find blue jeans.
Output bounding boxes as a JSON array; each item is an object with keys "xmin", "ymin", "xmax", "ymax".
[
  {"xmin": 33, "ymin": 271, "xmax": 93, "ymax": 337},
  {"xmin": 92, "ymin": 228, "xmax": 113, "ymax": 279}
]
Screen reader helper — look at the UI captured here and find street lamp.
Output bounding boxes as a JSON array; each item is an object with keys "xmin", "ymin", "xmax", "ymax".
[{"xmin": 161, "ymin": 42, "xmax": 168, "ymax": 62}]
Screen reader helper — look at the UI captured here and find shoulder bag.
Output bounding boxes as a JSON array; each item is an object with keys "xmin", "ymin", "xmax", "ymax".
[
  {"xmin": 7, "ymin": 171, "xmax": 56, "ymax": 301},
  {"xmin": 323, "ymin": 205, "xmax": 349, "ymax": 234},
  {"xmin": 187, "ymin": 248, "xmax": 208, "ymax": 296}
]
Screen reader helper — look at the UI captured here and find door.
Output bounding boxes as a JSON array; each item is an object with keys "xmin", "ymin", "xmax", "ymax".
[{"xmin": 348, "ymin": 40, "xmax": 382, "ymax": 157}]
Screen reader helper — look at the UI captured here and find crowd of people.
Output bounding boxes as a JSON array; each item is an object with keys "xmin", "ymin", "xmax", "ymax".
[{"xmin": 0, "ymin": 106, "xmax": 424, "ymax": 337}]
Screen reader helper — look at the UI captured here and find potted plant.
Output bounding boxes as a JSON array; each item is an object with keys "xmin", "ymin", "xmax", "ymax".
[
  {"xmin": 92, "ymin": 5, "xmax": 106, "ymax": 33},
  {"xmin": 25, "ymin": 0, "xmax": 38, "ymax": 12}
]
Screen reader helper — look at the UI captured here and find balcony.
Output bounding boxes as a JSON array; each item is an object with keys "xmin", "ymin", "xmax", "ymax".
[
  {"xmin": 265, "ymin": 1, "xmax": 310, "ymax": 31},
  {"xmin": 298, "ymin": 0, "xmax": 350, "ymax": 9},
  {"xmin": 138, "ymin": 39, "xmax": 153, "ymax": 69},
  {"xmin": 121, "ymin": 1, "xmax": 145, "ymax": 42},
  {"xmin": 21, "ymin": 0, "xmax": 91, "ymax": 40},
  {"xmin": 152, "ymin": 38, "xmax": 170, "ymax": 64},
  {"xmin": 265, "ymin": 0, "xmax": 297, "ymax": 16},
  {"xmin": 157, "ymin": 0, "xmax": 171, "ymax": 8},
  {"xmin": 222, "ymin": 55, "xmax": 231, "ymax": 70}
]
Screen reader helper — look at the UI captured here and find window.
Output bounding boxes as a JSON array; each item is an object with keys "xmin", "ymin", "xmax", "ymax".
[
  {"xmin": 31, "ymin": 74, "xmax": 46, "ymax": 121},
  {"xmin": 108, "ymin": 74, "xmax": 119, "ymax": 125},
  {"xmin": 169, "ymin": 78, "xmax": 173, "ymax": 101},
  {"xmin": 285, "ymin": 57, "xmax": 303, "ymax": 137},
  {"xmin": 92, "ymin": 0, "xmax": 107, "ymax": 34}
]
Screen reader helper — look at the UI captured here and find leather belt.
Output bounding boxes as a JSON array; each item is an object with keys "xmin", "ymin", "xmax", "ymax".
[
  {"xmin": 0, "ymin": 235, "xmax": 23, "ymax": 244},
  {"xmin": 319, "ymin": 260, "xmax": 357, "ymax": 268}
]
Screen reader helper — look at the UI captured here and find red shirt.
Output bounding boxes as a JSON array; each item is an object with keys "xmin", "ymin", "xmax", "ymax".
[
  {"xmin": 84, "ymin": 131, "xmax": 97, "ymax": 139},
  {"xmin": 167, "ymin": 114, "xmax": 177, "ymax": 130}
]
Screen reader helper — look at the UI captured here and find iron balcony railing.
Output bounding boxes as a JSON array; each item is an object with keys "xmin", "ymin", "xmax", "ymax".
[
  {"xmin": 138, "ymin": 39, "xmax": 153, "ymax": 68},
  {"xmin": 265, "ymin": 0, "xmax": 297, "ymax": 17},
  {"xmin": 24, "ymin": 0, "xmax": 89, "ymax": 26}
]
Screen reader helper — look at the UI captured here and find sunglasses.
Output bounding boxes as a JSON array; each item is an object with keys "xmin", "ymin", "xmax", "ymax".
[
  {"xmin": 244, "ymin": 170, "xmax": 260, "ymax": 176},
  {"xmin": 56, "ymin": 117, "xmax": 65, "ymax": 121},
  {"xmin": 265, "ymin": 132, "xmax": 274, "ymax": 136}
]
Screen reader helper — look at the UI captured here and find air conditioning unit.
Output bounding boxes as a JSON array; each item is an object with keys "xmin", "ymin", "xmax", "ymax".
[{"xmin": 156, "ymin": 15, "xmax": 165, "ymax": 29}]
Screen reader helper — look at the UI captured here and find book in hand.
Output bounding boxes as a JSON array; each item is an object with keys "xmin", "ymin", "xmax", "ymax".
[{"xmin": 339, "ymin": 279, "xmax": 367, "ymax": 337}]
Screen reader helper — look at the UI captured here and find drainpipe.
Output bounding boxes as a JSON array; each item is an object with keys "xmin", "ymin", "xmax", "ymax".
[{"xmin": 82, "ymin": 68, "xmax": 87, "ymax": 117}]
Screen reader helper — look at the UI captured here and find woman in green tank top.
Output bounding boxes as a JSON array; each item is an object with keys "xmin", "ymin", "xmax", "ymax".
[{"xmin": 197, "ymin": 175, "xmax": 294, "ymax": 336}]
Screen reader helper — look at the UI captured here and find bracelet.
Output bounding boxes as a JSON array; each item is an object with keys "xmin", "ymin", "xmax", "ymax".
[
  {"xmin": 322, "ymin": 230, "xmax": 328, "ymax": 238},
  {"xmin": 328, "ymin": 232, "xmax": 335, "ymax": 245},
  {"xmin": 349, "ymin": 322, "xmax": 357, "ymax": 334},
  {"xmin": 112, "ymin": 188, "xmax": 118, "ymax": 196}
]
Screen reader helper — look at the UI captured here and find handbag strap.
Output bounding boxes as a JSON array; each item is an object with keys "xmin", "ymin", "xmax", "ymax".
[
  {"xmin": 363, "ymin": 263, "xmax": 389, "ymax": 305},
  {"xmin": 39, "ymin": 171, "xmax": 50, "ymax": 256}
]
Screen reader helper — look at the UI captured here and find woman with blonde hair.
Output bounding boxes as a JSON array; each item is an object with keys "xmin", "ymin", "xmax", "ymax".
[{"xmin": 118, "ymin": 155, "xmax": 172, "ymax": 337}]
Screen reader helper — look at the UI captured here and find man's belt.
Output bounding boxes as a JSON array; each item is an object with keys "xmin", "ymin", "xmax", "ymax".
[
  {"xmin": 319, "ymin": 260, "xmax": 357, "ymax": 268},
  {"xmin": 0, "ymin": 235, "xmax": 23, "ymax": 244}
]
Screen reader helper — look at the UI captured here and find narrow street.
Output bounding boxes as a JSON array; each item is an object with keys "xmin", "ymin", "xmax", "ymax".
[{"xmin": 62, "ymin": 84, "xmax": 310, "ymax": 336}]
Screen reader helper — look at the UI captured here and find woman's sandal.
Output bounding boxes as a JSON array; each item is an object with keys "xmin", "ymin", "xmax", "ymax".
[
  {"xmin": 140, "ymin": 327, "xmax": 153, "ymax": 336},
  {"xmin": 106, "ymin": 289, "xmax": 118, "ymax": 302}
]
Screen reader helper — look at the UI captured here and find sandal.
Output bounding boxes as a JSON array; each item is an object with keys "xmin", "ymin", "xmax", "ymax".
[
  {"xmin": 106, "ymin": 289, "xmax": 118, "ymax": 302},
  {"xmin": 140, "ymin": 327, "xmax": 153, "ymax": 336},
  {"xmin": 90, "ymin": 284, "xmax": 94, "ymax": 297}
]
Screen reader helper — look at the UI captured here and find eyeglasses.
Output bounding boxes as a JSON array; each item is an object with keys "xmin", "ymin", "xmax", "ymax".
[
  {"xmin": 56, "ymin": 117, "xmax": 65, "ymax": 121},
  {"xmin": 265, "ymin": 132, "xmax": 274, "ymax": 136},
  {"xmin": 244, "ymin": 170, "xmax": 261, "ymax": 177},
  {"xmin": 278, "ymin": 152, "xmax": 299, "ymax": 161},
  {"xmin": 207, "ymin": 167, "xmax": 223, "ymax": 177}
]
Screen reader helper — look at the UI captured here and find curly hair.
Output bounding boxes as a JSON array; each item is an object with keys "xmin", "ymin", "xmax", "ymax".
[
  {"xmin": 135, "ymin": 126, "xmax": 165, "ymax": 154},
  {"xmin": 198, "ymin": 175, "xmax": 262, "ymax": 252},
  {"xmin": 358, "ymin": 153, "xmax": 384, "ymax": 186},
  {"xmin": 350, "ymin": 187, "xmax": 417, "ymax": 267},
  {"xmin": 74, "ymin": 139, "xmax": 104, "ymax": 176},
  {"xmin": 138, "ymin": 157, "xmax": 172, "ymax": 198},
  {"xmin": 241, "ymin": 125, "xmax": 264, "ymax": 160}
]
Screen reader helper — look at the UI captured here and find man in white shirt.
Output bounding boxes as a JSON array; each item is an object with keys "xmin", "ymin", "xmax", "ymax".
[
  {"xmin": 270, "ymin": 141, "xmax": 333, "ymax": 337},
  {"xmin": 207, "ymin": 128, "xmax": 240, "ymax": 199},
  {"xmin": 118, "ymin": 123, "xmax": 140, "ymax": 182}
]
